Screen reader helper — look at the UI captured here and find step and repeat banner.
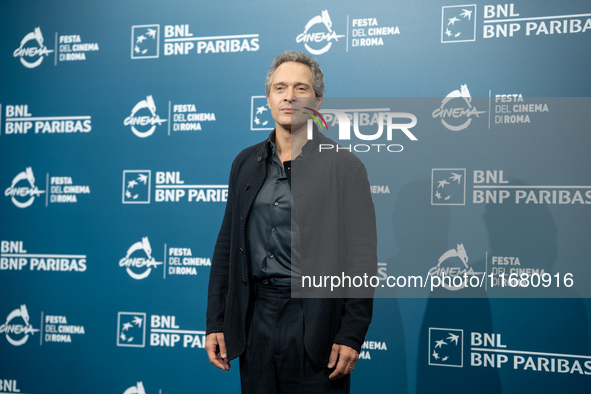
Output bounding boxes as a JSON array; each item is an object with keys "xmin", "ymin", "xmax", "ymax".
[{"xmin": 1, "ymin": 0, "xmax": 591, "ymax": 393}]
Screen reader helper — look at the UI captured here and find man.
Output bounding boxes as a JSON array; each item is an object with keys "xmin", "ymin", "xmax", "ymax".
[{"xmin": 205, "ymin": 51, "xmax": 377, "ymax": 393}]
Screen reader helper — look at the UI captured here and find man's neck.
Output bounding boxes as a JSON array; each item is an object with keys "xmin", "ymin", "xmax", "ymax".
[{"xmin": 274, "ymin": 124, "xmax": 307, "ymax": 164}]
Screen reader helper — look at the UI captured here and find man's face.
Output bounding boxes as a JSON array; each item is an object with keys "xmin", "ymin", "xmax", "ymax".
[{"xmin": 267, "ymin": 61, "xmax": 321, "ymax": 131}]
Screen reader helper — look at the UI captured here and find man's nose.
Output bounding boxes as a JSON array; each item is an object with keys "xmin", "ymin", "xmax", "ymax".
[{"xmin": 284, "ymin": 87, "xmax": 298, "ymax": 101}]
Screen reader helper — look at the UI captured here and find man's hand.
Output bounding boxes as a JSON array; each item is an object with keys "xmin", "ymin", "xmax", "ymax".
[
  {"xmin": 327, "ymin": 343, "xmax": 359, "ymax": 380},
  {"xmin": 205, "ymin": 332, "xmax": 230, "ymax": 371}
]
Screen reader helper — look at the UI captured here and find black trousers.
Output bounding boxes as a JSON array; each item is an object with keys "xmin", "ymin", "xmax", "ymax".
[{"xmin": 239, "ymin": 282, "xmax": 350, "ymax": 394}]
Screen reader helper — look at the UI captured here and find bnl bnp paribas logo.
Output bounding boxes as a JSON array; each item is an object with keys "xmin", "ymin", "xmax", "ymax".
[
  {"xmin": 429, "ymin": 328, "xmax": 463, "ymax": 367},
  {"xmin": 122, "ymin": 170, "xmax": 151, "ymax": 203},
  {"xmin": 431, "ymin": 168, "xmax": 466, "ymax": 205},
  {"xmin": 443, "ymin": 4, "xmax": 591, "ymax": 41},
  {"xmin": 0, "ymin": 305, "xmax": 39, "ymax": 346},
  {"xmin": 122, "ymin": 170, "xmax": 228, "ymax": 204},
  {"xmin": 117, "ymin": 312, "xmax": 146, "ymax": 347},
  {"xmin": 4, "ymin": 167, "xmax": 45, "ymax": 208},
  {"xmin": 117, "ymin": 311, "xmax": 206, "ymax": 349},
  {"xmin": 13, "ymin": 27, "xmax": 54, "ymax": 68},
  {"xmin": 131, "ymin": 25, "xmax": 159, "ymax": 59},
  {"xmin": 441, "ymin": 5, "xmax": 476, "ymax": 43},
  {"xmin": 131, "ymin": 23, "xmax": 259, "ymax": 59},
  {"xmin": 296, "ymin": 10, "xmax": 344, "ymax": 55},
  {"xmin": 250, "ymin": 96, "xmax": 274, "ymax": 131},
  {"xmin": 429, "ymin": 328, "xmax": 591, "ymax": 376}
]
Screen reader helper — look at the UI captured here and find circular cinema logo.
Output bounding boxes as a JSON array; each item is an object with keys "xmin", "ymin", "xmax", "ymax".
[
  {"xmin": 432, "ymin": 84, "xmax": 486, "ymax": 131},
  {"xmin": 0, "ymin": 305, "xmax": 39, "ymax": 346},
  {"xmin": 123, "ymin": 96, "xmax": 167, "ymax": 138},
  {"xmin": 4, "ymin": 167, "xmax": 45, "ymax": 208},
  {"xmin": 119, "ymin": 237, "xmax": 162, "ymax": 280},
  {"xmin": 13, "ymin": 27, "xmax": 54, "ymax": 68},
  {"xmin": 296, "ymin": 10, "xmax": 344, "ymax": 55},
  {"xmin": 123, "ymin": 382, "xmax": 146, "ymax": 394},
  {"xmin": 427, "ymin": 243, "xmax": 482, "ymax": 291}
]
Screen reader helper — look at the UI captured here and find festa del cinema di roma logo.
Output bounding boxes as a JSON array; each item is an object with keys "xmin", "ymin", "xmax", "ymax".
[
  {"xmin": 4, "ymin": 167, "xmax": 45, "ymax": 208},
  {"xmin": 427, "ymin": 243, "xmax": 482, "ymax": 291},
  {"xmin": 122, "ymin": 381, "xmax": 174, "ymax": 394},
  {"xmin": 123, "ymin": 382, "xmax": 146, "ymax": 394},
  {"xmin": 123, "ymin": 95, "xmax": 167, "ymax": 138},
  {"xmin": 0, "ymin": 305, "xmax": 39, "ymax": 346},
  {"xmin": 296, "ymin": 10, "xmax": 344, "ymax": 55},
  {"xmin": 119, "ymin": 237, "xmax": 163, "ymax": 280},
  {"xmin": 13, "ymin": 27, "xmax": 54, "ymax": 68},
  {"xmin": 432, "ymin": 84, "xmax": 486, "ymax": 131}
]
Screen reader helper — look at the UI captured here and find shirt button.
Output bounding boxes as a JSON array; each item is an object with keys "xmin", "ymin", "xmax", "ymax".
[
  {"xmin": 269, "ymin": 254, "xmax": 275, "ymax": 259},
  {"xmin": 273, "ymin": 201, "xmax": 279, "ymax": 206},
  {"xmin": 271, "ymin": 227, "xmax": 276, "ymax": 232}
]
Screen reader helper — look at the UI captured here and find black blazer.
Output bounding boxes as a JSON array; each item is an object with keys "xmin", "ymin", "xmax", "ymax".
[{"xmin": 206, "ymin": 130, "xmax": 377, "ymax": 366}]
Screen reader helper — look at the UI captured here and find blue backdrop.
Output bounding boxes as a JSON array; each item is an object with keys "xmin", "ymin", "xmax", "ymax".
[{"xmin": 1, "ymin": 0, "xmax": 591, "ymax": 393}]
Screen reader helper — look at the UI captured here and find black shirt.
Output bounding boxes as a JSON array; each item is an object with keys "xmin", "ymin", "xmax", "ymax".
[{"xmin": 247, "ymin": 132, "xmax": 301, "ymax": 287}]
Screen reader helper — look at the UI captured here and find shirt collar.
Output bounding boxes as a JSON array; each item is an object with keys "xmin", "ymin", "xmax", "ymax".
[
  {"xmin": 267, "ymin": 129, "xmax": 319, "ymax": 160},
  {"xmin": 266, "ymin": 131, "xmax": 278, "ymax": 156}
]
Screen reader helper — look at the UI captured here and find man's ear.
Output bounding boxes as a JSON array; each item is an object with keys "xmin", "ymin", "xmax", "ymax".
[
  {"xmin": 267, "ymin": 96, "xmax": 270, "ymax": 108},
  {"xmin": 314, "ymin": 96, "xmax": 323, "ymax": 110}
]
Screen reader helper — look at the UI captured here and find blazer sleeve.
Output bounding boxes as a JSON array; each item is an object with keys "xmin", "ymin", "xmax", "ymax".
[
  {"xmin": 333, "ymin": 161, "xmax": 377, "ymax": 352},
  {"xmin": 206, "ymin": 159, "xmax": 238, "ymax": 334}
]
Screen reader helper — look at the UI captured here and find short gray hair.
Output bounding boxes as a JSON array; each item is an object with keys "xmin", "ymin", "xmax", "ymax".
[{"xmin": 265, "ymin": 51, "xmax": 324, "ymax": 97}]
